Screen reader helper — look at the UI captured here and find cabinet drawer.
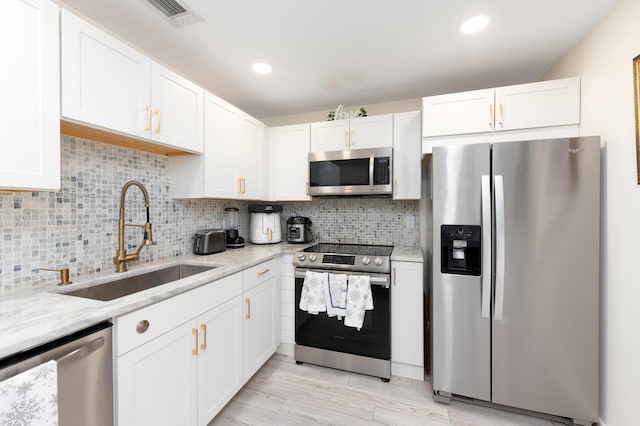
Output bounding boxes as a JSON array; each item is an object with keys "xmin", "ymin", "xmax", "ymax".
[
  {"xmin": 243, "ymin": 258, "xmax": 279, "ymax": 292},
  {"xmin": 116, "ymin": 272, "xmax": 242, "ymax": 356}
]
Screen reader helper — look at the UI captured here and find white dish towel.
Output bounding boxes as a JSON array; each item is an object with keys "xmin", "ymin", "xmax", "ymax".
[
  {"xmin": 0, "ymin": 359, "xmax": 58, "ymax": 425},
  {"xmin": 345, "ymin": 275, "xmax": 374, "ymax": 330},
  {"xmin": 324, "ymin": 273, "xmax": 347, "ymax": 319},
  {"xmin": 299, "ymin": 270, "xmax": 327, "ymax": 314}
]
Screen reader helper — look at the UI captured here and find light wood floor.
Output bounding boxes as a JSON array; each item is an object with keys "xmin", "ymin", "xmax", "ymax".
[{"xmin": 209, "ymin": 354, "xmax": 566, "ymax": 426}]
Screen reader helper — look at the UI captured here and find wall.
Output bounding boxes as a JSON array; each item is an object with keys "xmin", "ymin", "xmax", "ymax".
[
  {"xmin": 0, "ymin": 135, "xmax": 418, "ymax": 290},
  {"xmin": 544, "ymin": 0, "xmax": 640, "ymax": 424},
  {"xmin": 261, "ymin": 98, "xmax": 421, "ymax": 127}
]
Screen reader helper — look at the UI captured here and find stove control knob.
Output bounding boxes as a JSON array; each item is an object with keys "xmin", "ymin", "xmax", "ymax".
[
  {"xmin": 374, "ymin": 257, "xmax": 383, "ymax": 266},
  {"xmin": 362, "ymin": 256, "xmax": 371, "ymax": 265},
  {"xmin": 309, "ymin": 254, "xmax": 317, "ymax": 262},
  {"xmin": 297, "ymin": 254, "xmax": 306, "ymax": 262}
]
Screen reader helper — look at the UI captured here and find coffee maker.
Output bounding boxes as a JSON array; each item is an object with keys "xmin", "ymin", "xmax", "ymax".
[
  {"xmin": 249, "ymin": 205, "xmax": 282, "ymax": 244},
  {"xmin": 224, "ymin": 207, "xmax": 245, "ymax": 248}
]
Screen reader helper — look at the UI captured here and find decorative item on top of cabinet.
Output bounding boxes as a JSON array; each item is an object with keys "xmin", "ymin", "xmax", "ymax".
[
  {"xmin": 268, "ymin": 124, "xmax": 311, "ymax": 201},
  {"xmin": 311, "ymin": 113, "xmax": 393, "ymax": 152},
  {"xmin": 169, "ymin": 92, "xmax": 267, "ymax": 200},
  {"xmin": 393, "ymin": 111, "xmax": 422, "ymax": 200},
  {"xmin": 422, "ymin": 77, "xmax": 580, "ymax": 153},
  {"xmin": 1, "ymin": 0, "xmax": 60, "ymax": 191},
  {"xmin": 60, "ymin": 9, "xmax": 204, "ymax": 155}
]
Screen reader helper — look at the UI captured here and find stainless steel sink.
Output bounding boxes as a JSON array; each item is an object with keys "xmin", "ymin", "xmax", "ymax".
[{"xmin": 60, "ymin": 264, "xmax": 216, "ymax": 301}]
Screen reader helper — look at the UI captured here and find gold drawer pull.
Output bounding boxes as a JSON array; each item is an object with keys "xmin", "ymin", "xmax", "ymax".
[
  {"xmin": 192, "ymin": 328, "xmax": 198, "ymax": 355},
  {"xmin": 145, "ymin": 105, "xmax": 151, "ymax": 131},
  {"xmin": 245, "ymin": 298, "xmax": 251, "ymax": 319},
  {"xmin": 257, "ymin": 268, "xmax": 270, "ymax": 276},
  {"xmin": 200, "ymin": 324, "xmax": 207, "ymax": 350}
]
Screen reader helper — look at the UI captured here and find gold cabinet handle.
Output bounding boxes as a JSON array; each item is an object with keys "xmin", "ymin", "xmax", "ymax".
[
  {"xmin": 136, "ymin": 320, "xmax": 150, "ymax": 334},
  {"xmin": 200, "ymin": 324, "xmax": 207, "ymax": 350},
  {"xmin": 245, "ymin": 298, "xmax": 251, "ymax": 319},
  {"xmin": 489, "ymin": 104, "xmax": 494, "ymax": 128},
  {"xmin": 344, "ymin": 130, "xmax": 349, "ymax": 148},
  {"xmin": 241, "ymin": 178, "xmax": 246, "ymax": 194},
  {"xmin": 393, "ymin": 267, "xmax": 397, "ymax": 287},
  {"xmin": 145, "ymin": 105, "xmax": 151, "ymax": 131},
  {"xmin": 257, "ymin": 268, "xmax": 270, "ymax": 276},
  {"xmin": 154, "ymin": 108, "xmax": 161, "ymax": 133},
  {"xmin": 268, "ymin": 228, "xmax": 273, "ymax": 241},
  {"xmin": 350, "ymin": 130, "xmax": 355, "ymax": 147},
  {"xmin": 237, "ymin": 177, "xmax": 242, "ymax": 194},
  {"xmin": 498, "ymin": 103, "xmax": 504, "ymax": 126},
  {"xmin": 192, "ymin": 328, "xmax": 198, "ymax": 355}
]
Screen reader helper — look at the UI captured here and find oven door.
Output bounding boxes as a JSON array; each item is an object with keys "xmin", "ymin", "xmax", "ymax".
[
  {"xmin": 308, "ymin": 147, "xmax": 393, "ymax": 196},
  {"xmin": 294, "ymin": 268, "xmax": 391, "ymax": 360}
]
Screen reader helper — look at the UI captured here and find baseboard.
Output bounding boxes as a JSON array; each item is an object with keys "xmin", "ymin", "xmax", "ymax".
[
  {"xmin": 276, "ymin": 342, "xmax": 294, "ymax": 356},
  {"xmin": 392, "ymin": 361, "xmax": 425, "ymax": 381}
]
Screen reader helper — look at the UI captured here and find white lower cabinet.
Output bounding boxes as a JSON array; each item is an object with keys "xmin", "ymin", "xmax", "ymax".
[
  {"xmin": 117, "ymin": 320, "xmax": 198, "ymax": 426},
  {"xmin": 391, "ymin": 260, "xmax": 424, "ymax": 380},
  {"xmin": 242, "ymin": 259, "xmax": 279, "ymax": 381},
  {"xmin": 115, "ymin": 263, "xmax": 279, "ymax": 426},
  {"xmin": 197, "ymin": 296, "xmax": 243, "ymax": 424}
]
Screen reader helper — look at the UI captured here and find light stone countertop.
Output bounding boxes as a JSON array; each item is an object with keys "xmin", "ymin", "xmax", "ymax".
[
  {"xmin": 0, "ymin": 243, "xmax": 420, "ymax": 360},
  {"xmin": 390, "ymin": 246, "xmax": 423, "ymax": 262}
]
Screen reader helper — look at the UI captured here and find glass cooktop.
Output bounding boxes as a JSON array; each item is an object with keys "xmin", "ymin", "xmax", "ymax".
[{"xmin": 303, "ymin": 243, "xmax": 394, "ymax": 257}]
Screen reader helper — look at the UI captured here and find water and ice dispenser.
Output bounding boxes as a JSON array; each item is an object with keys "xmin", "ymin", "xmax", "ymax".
[{"xmin": 440, "ymin": 225, "xmax": 481, "ymax": 276}]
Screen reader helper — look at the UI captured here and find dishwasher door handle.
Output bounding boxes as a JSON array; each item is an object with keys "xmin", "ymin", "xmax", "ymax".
[{"xmin": 56, "ymin": 336, "xmax": 105, "ymax": 364}]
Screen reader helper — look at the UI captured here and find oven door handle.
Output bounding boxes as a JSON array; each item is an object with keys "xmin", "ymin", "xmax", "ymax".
[{"xmin": 295, "ymin": 269, "xmax": 390, "ymax": 288}]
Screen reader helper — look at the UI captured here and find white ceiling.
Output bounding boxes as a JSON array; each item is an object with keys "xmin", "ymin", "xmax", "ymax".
[{"xmin": 57, "ymin": 0, "xmax": 619, "ymax": 119}]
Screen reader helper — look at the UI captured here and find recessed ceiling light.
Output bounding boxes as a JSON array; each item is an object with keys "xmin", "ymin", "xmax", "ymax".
[
  {"xmin": 460, "ymin": 15, "xmax": 489, "ymax": 34},
  {"xmin": 252, "ymin": 62, "xmax": 274, "ymax": 75}
]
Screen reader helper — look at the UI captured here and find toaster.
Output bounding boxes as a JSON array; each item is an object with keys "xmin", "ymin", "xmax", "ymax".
[{"xmin": 193, "ymin": 229, "xmax": 226, "ymax": 255}]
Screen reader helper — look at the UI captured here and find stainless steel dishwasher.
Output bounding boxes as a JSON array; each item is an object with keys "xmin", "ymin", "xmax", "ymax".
[{"xmin": 0, "ymin": 321, "xmax": 113, "ymax": 426}]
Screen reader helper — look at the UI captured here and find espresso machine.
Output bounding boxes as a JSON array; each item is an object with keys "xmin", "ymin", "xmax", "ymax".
[{"xmin": 224, "ymin": 207, "xmax": 245, "ymax": 248}]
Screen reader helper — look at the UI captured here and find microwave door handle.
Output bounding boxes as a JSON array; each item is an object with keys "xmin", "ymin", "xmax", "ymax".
[{"xmin": 369, "ymin": 154, "xmax": 375, "ymax": 191}]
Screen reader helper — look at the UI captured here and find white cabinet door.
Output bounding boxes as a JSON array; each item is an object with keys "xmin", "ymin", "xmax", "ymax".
[
  {"xmin": 243, "ymin": 277, "xmax": 278, "ymax": 381},
  {"xmin": 349, "ymin": 114, "xmax": 393, "ymax": 149},
  {"xmin": 393, "ymin": 111, "xmax": 421, "ymax": 200},
  {"xmin": 236, "ymin": 115, "xmax": 265, "ymax": 200},
  {"xmin": 422, "ymin": 89, "xmax": 495, "ymax": 137},
  {"xmin": 269, "ymin": 124, "xmax": 311, "ymax": 201},
  {"xmin": 117, "ymin": 320, "xmax": 198, "ymax": 426},
  {"xmin": 61, "ymin": 9, "xmax": 151, "ymax": 140},
  {"xmin": 494, "ymin": 77, "xmax": 580, "ymax": 132},
  {"xmin": 203, "ymin": 93, "xmax": 239, "ymax": 199},
  {"xmin": 150, "ymin": 62, "xmax": 204, "ymax": 153},
  {"xmin": 391, "ymin": 261, "xmax": 424, "ymax": 380},
  {"xmin": 1, "ymin": 0, "xmax": 60, "ymax": 191},
  {"xmin": 197, "ymin": 296, "xmax": 243, "ymax": 425},
  {"xmin": 310, "ymin": 119, "xmax": 350, "ymax": 152}
]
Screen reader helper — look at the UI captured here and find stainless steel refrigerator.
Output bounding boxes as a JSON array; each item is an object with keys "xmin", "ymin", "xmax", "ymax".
[{"xmin": 431, "ymin": 137, "xmax": 599, "ymax": 425}]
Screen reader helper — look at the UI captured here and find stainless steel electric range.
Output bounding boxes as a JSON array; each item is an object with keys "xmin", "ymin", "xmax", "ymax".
[{"xmin": 293, "ymin": 243, "xmax": 393, "ymax": 381}]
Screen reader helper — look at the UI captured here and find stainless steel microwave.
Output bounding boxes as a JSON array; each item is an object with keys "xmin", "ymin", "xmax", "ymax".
[{"xmin": 308, "ymin": 147, "xmax": 393, "ymax": 196}]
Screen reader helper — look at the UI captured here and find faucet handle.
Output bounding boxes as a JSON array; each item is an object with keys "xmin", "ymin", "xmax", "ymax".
[{"xmin": 38, "ymin": 268, "xmax": 72, "ymax": 286}]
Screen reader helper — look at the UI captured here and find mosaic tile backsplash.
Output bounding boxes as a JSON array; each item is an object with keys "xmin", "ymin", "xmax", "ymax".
[{"xmin": 0, "ymin": 136, "xmax": 418, "ymax": 290}]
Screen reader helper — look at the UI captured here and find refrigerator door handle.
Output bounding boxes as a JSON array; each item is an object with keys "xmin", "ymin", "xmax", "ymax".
[
  {"xmin": 481, "ymin": 175, "xmax": 491, "ymax": 319},
  {"xmin": 494, "ymin": 175, "xmax": 506, "ymax": 321}
]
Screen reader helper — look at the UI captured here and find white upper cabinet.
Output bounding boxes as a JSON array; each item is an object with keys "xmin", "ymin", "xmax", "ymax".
[
  {"xmin": 494, "ymin": 78, "xmax": 580, "ymax": 131},
  {"xmin": 60, "ymin": 9, "xmax": 203, "ymax": 154},
  {"xmin": 311, "ymin": 114, "xmax": 393, "ymax": 152},
  {"xmin": 269, "ymin": 124, "xmax": 311, "ymax": 201},
  {"xmin": 422, "ymin": 78, "xmax": 580, "ymax": 152},
  {"xmin": 393, "ymin": 111, "xmax": 422, "ymax": 200},
  {"xmin": 1, "ymin": 0, "xmax": 60, "ymax": 191},
  {"xmin": 150, "ymin": 62, "xmax": 204, "ymax": 153},
  {"xmin": 169, "ymin": 92, "xmax": 266, "ymax": 200},
  {"xmin": 423, "ymin": 89, "xmax": 495, "ymax": 137}
]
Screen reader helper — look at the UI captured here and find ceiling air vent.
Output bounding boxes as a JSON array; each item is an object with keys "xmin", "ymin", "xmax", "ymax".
[{"xmin": 146, "ymin": 0, "xmax": 203, "ymax": 28}]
